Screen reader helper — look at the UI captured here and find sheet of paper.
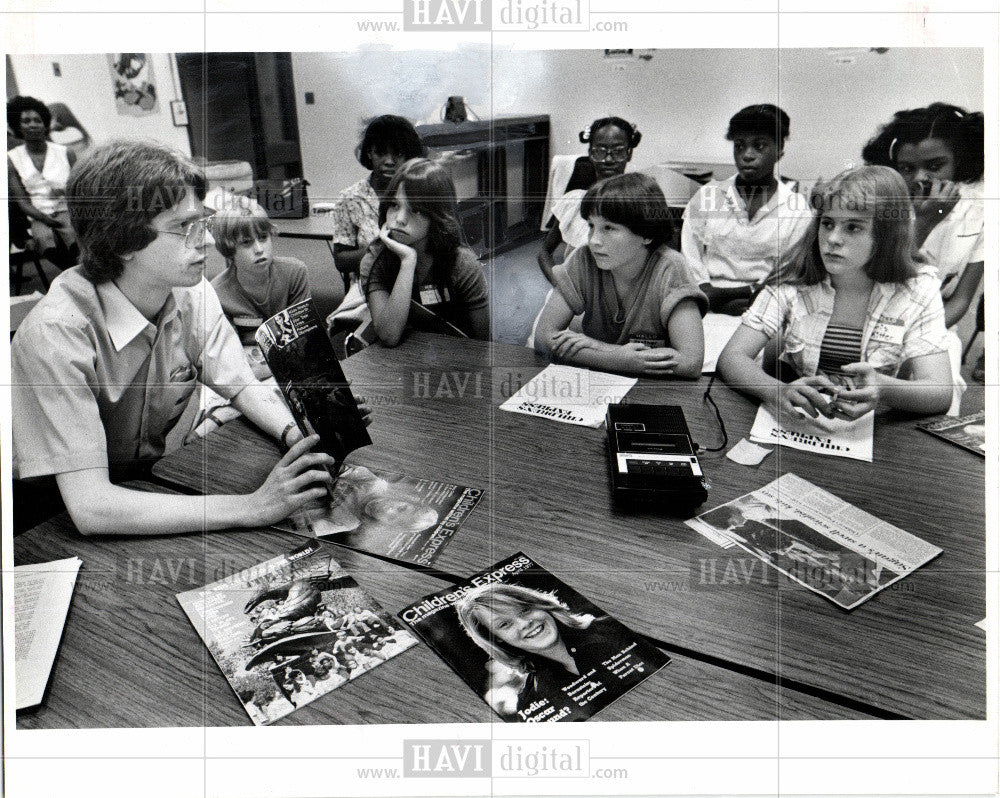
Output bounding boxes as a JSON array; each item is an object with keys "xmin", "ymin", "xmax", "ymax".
[
  {"xmin": 701, "ymin": 313, "xmax": 743, "ymax": 373},
  {"xmin": 749, "ymin": 404, "xmax": 874, "ymax": 462},
  {"xmin": 726, "ymin": 437, "xmax": 773, "ymax": 466},
  {"xmin": 15, "ymin": 556, "xmax": 82, "ymax": 709},
  {"xmin": 498, "ymin": 364, "xmax": 636, "ymax": 428}
]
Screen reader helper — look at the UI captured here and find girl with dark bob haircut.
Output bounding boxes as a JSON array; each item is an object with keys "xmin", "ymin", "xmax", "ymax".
[
  {"xmin": 862, "ymin": 103, "xmax": 984, "ymax": 342},
  {"xmin": 67, "ymin": 140, "xmax": 206, "ymax": 283},
  {"xmin": 534, "ymin": 172, "xmax": 707, "ymax": 378},
  {"xmin": 718, "ymin": 165, "xmax": 954, "ymax": 422},
  {"xmin": 360, "ymin": 158, "xmax": 489, "ymax": 345}
]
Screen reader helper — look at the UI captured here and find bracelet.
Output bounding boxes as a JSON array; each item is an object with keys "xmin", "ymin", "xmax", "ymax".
[{"xmin": 279, "ymin": 422, "xmax": 297, "ymax": 448}]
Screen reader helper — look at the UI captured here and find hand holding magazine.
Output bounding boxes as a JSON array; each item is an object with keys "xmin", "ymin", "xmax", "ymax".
[{"xmin": 256, "ymin": 299, "xmax": 372, "ymax": 465}]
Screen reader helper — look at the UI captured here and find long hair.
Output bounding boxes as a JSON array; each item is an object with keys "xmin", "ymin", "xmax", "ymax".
[
  {"xmin": 371, "ymin": 158, "xmax": 464, "ymax": 294},
  {"xmin": 767, "ymin": 165, "xmax": 918, "ymax": 287},
  {"xmin": 862, "ymin": 103, "xmax": 984, "ymax": 183},
  {"xmin": 455, "ymin": 582, "xmax": 596, "ymax": 672}
]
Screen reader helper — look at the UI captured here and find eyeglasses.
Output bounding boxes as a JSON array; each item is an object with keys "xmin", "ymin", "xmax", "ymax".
[
  {"xmin": 157, "ymin": 216, "xmax": 213, "ymax": 249},
  {"xmin": 589, "ymin": 145, "xmax": 630, "ymax": 162}
]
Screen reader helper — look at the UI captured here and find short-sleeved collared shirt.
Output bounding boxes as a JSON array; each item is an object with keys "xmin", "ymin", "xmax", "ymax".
[
  {"xmin": 331, "ymin": 178, "xmax": 380, "ymax": 249},
  {"xmin": 918, "ymin": 181, "xmax": 984, "ymax": 299},
  {"xmin": 682, "ymin": 176, "xmax": 814, "ymax": 288},
  {"xmin": 553, "ymin": 245, "xmax": 708, "ymax": 347},
  {"xmin": 12, "ymin": 267, "xmax": 257, "ymax": 478},
  {"xmin": 740, "ymin": 265, "xmax": 949, "ymax": 378}
]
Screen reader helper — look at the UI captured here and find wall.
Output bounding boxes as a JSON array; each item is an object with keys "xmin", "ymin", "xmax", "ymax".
[
  {"xmin": 8, "ymin": 53, "xmax": 191, "ymax": 154},
  {"xmin": 293, "ymin": 47, "xmax": 982, "ymax": 200}
]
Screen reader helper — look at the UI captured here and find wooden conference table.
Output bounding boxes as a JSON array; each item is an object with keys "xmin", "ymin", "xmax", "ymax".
[{"xmin": 16, "ymin": 334, "xmax": 985, "ymax": 726}]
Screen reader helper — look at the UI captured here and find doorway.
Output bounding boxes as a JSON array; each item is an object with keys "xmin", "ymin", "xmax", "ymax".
[{"xmin": 175, "ymin": 52, "xmax": 304, "ymax": 180}]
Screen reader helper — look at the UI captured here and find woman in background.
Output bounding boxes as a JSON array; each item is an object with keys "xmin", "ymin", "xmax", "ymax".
[{"xmin": 7, "ymin": 95, "xmax": 78, "ymax": 267}]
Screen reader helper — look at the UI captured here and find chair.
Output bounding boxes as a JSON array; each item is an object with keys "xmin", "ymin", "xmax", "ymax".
[{"xmin": 9, "ymin": 203, "xmax": 50, "ymax": 295}]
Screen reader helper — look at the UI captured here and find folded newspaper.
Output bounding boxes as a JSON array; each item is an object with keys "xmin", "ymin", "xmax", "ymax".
[
  {"xmin": 749, "ymin": 404, "xmax": 874, "ymax": 462},
  {"xmin": 399, "ymin": 552, "xmax": 669, "ymax": 722},
  {"xmin": 916, "ymin": 411, "xmax": 986, "ymax": 456},
  {"xmin": 177, "ymin": 542, "xmax": 417, "ymax": 725},
  {"xmin": 256, "ymin": 299, "xmax": 372, "ymax": 465},
  {"xmin": 685, "ymin": 473, "xmax": 942, "ymax": 610},
  {"xmin": 498, "ymin": 364, "xmax": 635, "ymax": 428},
  {"xmin": 280, "ymin": 464, "xmax": 483, "ymax": 566}
]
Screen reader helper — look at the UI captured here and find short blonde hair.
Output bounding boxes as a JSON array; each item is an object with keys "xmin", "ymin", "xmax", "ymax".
[{"xmin": 210, "ymin": 197, "xmax": 275, "ymax": 262}]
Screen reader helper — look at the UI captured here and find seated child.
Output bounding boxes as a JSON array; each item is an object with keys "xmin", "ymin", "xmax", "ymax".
[
  {"xmin": 331, "ymin": 114, "xmax": 425, "ymax": 280},
  {"xmin": 682, "ymin": 104, "xmax": 813, "ymax": 314},
  {"xmin": 362, "ymin": 158, "xmax": 490, "ymax": 346},
  {"xmin": 210, "ymin": 198, "xmax": 310, "ymax": 376},
  {"xmin": 862, "ymin": 103, "xmax": 984, "ymax": 331},
  {"xmin": 533, "ymin": 172, "xmax": 707, "ymax": 378},
  {"xmin": 537, "ymin": 116, "xmax": 641, "ymax": 284},
  {"xmin": 717, "ymin": 166, "xmax": 953, "ymax": 420}
]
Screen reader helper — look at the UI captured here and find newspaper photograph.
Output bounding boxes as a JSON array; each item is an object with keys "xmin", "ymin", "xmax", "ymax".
[
  {"xmin": 400, "ymin": 552, "xmax": 669, "ymax": 722},
  {"xmin": 685, "ymin": 473, "xmax": 943, "ymax": 610},
  {"xmin": 917, "ymin": 411, "xmax": 986, "ymax": 456},
  {"xmin": 176, "ymin": 542, "xmax": 417, "ymax": 725}
]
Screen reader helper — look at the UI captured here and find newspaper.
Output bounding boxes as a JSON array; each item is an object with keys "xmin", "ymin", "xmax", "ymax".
[
  {"xmin": 917, "ymin": 411, "xmax": 986, "ymax": 456},
  {"xmin": 256, "ymin": 299, "xmax": 372, "ymax": 465},
  {"xmin": 749, "ymin": 404, "xmax": 875, "ymax": 462},
  {"xmin": 176, "ymin": 542, "xmax": 417, "ymax": 725},
  {"xmin": 685, "ymin": 473, "xmax": 942, "ymax": 610},
  {"xmin": 14, "ymin": 557, "xmax": 81, "ymax": 709},
  {"xmin": 281, "ymin": 465, "xmax": 483, "ymax": 566},
  {"xmin": 399, "ymin": 552, "xmax": 669, "ymax": 722},
  {"xmin": 498, "ymin": 364, "xmax": 636, "ymax": 428}
]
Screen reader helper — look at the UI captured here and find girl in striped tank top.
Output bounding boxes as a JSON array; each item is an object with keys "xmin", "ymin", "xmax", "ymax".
[{"xmin": 718, "ymin": 166, "xmax": 952, "ymax": 421}]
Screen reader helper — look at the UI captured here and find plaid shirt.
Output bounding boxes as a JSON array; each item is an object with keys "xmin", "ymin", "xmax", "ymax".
[{"xmin": 741, "ymin": 264, "xmax": 948, "ymax": 377}]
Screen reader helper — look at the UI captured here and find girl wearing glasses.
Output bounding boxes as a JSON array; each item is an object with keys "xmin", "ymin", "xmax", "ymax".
[
  {"xmin": 537, "ymin": 116, "xmax": 641, "ymax": 284},
  {"xmin": 533, "ymin": 172, "xmax": 706, "ymax": 378}
]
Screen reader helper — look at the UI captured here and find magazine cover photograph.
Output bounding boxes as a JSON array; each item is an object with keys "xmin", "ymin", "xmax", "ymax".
[
  {"xmin": 283, "ymin": 464, "xmax": 483, "ymax": 566},
  {"xmin": 686, "ymin": 474, "xmax": 943, "ymax": 610},
  {"xmin": 177, "ymin": 542, "xmax": 417, "ymax": 725},
  {"xmin": 256, "ymin": 299, "xmax": 372, "ymax": 464},
  {"xmin": 917, "ymin": 411, "xmax": 987, "ymax": 456},
  {"xmin": 400, "ymin": 552, "xmax": 670, "ymax": 722}
]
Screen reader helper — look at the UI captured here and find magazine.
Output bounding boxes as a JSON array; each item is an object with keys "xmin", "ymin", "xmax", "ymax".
[
  {"xmin": 176, "ymin": 542, "xmax": 417, "ymax": 725},
  {"xmin": 15, "ymin": 557, "xmax": 81, "ymax": 710},
  {"xmin": 685, "ymin": 473, "xmax": 943, "ymax": 610},
  {"xmin": 749, "ymin": 404, "xmax": 874, "ymax": 462},
  {"xmin": 255, "ymin": 299, "xmax": 372, "ymax": 465},
  {"xmin": 399, "ymin": 552, "xmax": 670, "ymax": 722},
  {"xmin": 916, "ymin": 411, "xmax": 986, "ymax": 456},
  {"xmin": 281, "ymin": 465, "xmax": 483, "ymax": 566},
  {"xmin": 498, "ymin": 364, "xmax": 636, "ymax": 428}
]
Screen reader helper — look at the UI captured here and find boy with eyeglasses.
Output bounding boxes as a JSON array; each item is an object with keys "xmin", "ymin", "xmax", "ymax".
[{"xmin": 11, "ymin": 141, "xmax": 344, "ymax": 536}]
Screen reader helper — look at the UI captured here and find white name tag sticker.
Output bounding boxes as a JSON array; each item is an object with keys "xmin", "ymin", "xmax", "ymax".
[
  {"xmin": 234, "ymin": 315, "xmax": 263, "ymax": 328},
  {"xmin": 419, "ymin": 286, "xmax": 449, "ymax": 306},
  {"xmin": 869, "ymin": 317, "xmax": 905, "ymax": 346}
]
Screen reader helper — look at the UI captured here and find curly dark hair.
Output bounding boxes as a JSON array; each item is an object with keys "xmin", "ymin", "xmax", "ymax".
[
  {"xmin": 861, "ymin": 103, "xmax": 984, "ymax": 183},
  {"xmin": 7, "ymin": 96, "xmax": 52, "ymax": 136},
  {"xmin": 68, "ymin": 140, "xmax": 206, "ymax": 284},
  {"xmin": 356, "ymin": 115, "xmax": 425, "ymax": 171}
]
